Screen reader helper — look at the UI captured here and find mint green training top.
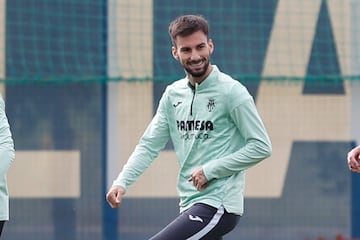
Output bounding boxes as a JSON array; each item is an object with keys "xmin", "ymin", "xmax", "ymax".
[{"xmin": 113, "ymin": 65, "xmax": 272, "ymax": 215}]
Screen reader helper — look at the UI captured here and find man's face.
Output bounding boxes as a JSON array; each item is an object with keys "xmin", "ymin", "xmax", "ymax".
[{"xmin": 172, "ymin": 30, "xmax": 214, "ymax": 79}]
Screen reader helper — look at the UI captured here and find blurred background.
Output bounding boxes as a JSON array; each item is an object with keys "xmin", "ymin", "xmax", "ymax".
[{"xmin": 1, "ymin": 0, "xmax": 360, "ymax": 239}]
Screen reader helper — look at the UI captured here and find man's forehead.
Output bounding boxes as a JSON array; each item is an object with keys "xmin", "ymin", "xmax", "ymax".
[{"xmin": 174, "ymin": 31, "xmax": 209, "ymax": 48}]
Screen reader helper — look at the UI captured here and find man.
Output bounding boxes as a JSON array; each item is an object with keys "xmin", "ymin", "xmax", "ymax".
[
  {"xmin": 106, "ymin": 15, "xmax": 272, "ymax": 239},
  {"xmin": 0, "ymin": 94, "xmax": 15, "ymax": 238},
  {"xmin": 348, "ymin": 145, "xmax": 360, "ymax": 173}
]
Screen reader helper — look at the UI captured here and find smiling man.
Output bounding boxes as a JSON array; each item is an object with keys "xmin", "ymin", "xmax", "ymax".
[
  {"xmin": 171, "ymin": 28, "xmax": 213, "ymax": 82},
  {"xmin": 106, "ymin": 15, "xmax": 272, "ymax": 240}
]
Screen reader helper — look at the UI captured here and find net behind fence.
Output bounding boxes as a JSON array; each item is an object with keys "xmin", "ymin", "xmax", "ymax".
[
  {"xmin": 1, "ymin": 0, "xmax": 359, "ymax": 240},
  {"xmin": 2, "ymin": 0, "xmax": 360, "ymax": 84}
]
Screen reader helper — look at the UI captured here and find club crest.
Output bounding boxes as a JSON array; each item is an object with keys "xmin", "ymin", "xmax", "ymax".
[{"xmin": 207, "ymin": 98, "xmax": 215, "ymax": 112}]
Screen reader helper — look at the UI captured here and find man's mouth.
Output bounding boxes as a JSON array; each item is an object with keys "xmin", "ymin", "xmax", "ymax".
[{"xmin": 189, "ymin": 61, "xmax": 204, "ymax": 68}]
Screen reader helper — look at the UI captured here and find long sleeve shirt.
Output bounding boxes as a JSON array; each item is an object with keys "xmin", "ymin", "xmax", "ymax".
[{"xmin": 113, "ymin": 65, "xmax": 272, "ymax": 215}]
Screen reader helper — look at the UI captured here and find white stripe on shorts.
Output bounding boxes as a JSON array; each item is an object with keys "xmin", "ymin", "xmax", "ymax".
[{"xmin": 186, "ymin": 205, "xmax": 225, "ymax": 240}]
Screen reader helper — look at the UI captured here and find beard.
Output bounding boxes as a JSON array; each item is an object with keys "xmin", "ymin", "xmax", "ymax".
[{"xmin": 183, "ymin": 59, "xmax": 210, "ymax": 78}]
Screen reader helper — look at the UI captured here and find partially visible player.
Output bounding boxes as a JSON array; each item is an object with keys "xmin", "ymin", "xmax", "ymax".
[
  {"xmin": 106, "ymin": 14, "xmax": 272, "ymax": 239},
  {"xmin": 348, "ymin": 145, "xmax": 360, "ymax": 173},
  {"xmin": 0, "ymin": 94, "xmax": 15, "ymax": 238}
]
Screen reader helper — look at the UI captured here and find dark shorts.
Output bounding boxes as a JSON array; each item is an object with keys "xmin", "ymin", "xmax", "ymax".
[{"xmin": 149, "ymin": 203, "xmax": 240, "ymax": 240}]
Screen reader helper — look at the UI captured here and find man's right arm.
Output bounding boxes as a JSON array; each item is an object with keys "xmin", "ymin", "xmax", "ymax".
[{"xmin": 107, "ymin": 89, "xmax": 171, "ymax": 206}]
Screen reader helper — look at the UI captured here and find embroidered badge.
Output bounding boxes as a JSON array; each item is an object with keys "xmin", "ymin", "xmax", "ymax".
[{"xmin": 207, "ymin": 98, "xmax": 215, "ymax": 112}]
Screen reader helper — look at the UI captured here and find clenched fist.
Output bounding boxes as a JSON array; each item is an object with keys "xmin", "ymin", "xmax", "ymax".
[{"xmin": 106, "ymin": 185, "xmax": 126, "ymax": 208}]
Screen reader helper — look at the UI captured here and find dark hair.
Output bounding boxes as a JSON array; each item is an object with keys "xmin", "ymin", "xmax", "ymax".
[{"xmin": 168, "ymin": 15, "xmax": 209, "ymax": 46}]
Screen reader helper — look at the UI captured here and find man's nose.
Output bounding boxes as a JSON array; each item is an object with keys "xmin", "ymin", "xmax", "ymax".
[{"xmin": 190, "ymin": 51, "xmax": 201, "ymax": 61}]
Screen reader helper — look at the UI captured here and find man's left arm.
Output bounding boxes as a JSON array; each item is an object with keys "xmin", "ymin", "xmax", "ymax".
[{"xmin": 202, "ymin": 98, "xmax": 272, "ymax": 181}]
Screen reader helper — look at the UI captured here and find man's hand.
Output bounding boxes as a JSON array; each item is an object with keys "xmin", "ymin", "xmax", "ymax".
[
  {"xmin": 106, "ymin": 185, "xmax": 126, "ymax": 208},
  {"xmin": 188, "ymin": 167, "xmax": 208, "ymax": 191}
]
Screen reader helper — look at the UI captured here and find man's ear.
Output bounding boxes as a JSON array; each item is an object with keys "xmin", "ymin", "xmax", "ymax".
[
  {"xmin": 172, "ymin": 46, "xmax": 179, "ymax": 60},
  {"xmin": 208, "ymin": 39, "xmax": 214, "ymax": 54}
]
